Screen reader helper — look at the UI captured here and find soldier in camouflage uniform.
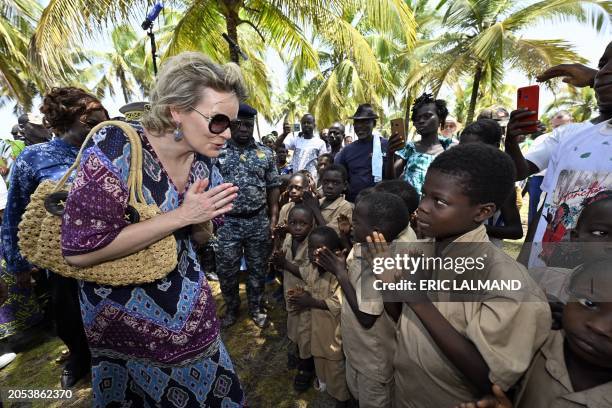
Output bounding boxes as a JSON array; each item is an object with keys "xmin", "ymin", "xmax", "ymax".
[{"xmin": 216, "ymin": 103, "xmax": 281, "ymax": 328}]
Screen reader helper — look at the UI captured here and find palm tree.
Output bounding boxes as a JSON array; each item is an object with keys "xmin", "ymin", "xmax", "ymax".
[
  {"xmin": 545, "ymin": 85, "xmax": 597, "ymax": 122},
  {"xmin": 79, "ymin": 24, "xmax": 149, "ymax": 103},
  {"xmin": 450, "ymin": 81, "xmax": 516, "ymax": 124},
  {"xmin": 273, "ymin": 77, "xmax": 311, "ymax": 126},
  {"xmin": 280, "ymin": 1, "xmax": 417, "ymax": 128},
  {"xmin": 412, "ymin": 0, "xmax": 612, "ymax": 124},
  {"xmin": 30, "ymin": 1, "xmax": 416, "ymax": 121},
  {"xmin": 0, "ymin": 0, "xmax": 42, "ymax": 110}
]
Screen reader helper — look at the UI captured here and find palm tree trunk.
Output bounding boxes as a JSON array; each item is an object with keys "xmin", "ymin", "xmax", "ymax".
[
  {"xmin": 466, "ymin": 64, "xmax": 483, "ymax": 125},
  {"xmin": 119, "ymin": 69, "xmax": 130, "ymax": 104},
  {"xmin": 226, "ymin": 11, "xmax": 240, "ymax": 64}
]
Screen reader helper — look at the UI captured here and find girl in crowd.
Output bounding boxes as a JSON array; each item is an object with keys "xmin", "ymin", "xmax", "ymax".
[{"xmin": 386, "ymin": 93, "xmax": 456, "ymax": 196}]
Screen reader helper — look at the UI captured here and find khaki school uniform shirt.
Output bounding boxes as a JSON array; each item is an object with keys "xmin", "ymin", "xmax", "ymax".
[
  {"xmin": 394, "ymin": 225, "xmax": 551, "ymax": 408},
  {"xmin": 278, "ymin": 201, "xmax": 296, "ymax": 226},
  {"xmin": 340, "ymin": 226, "xmax": 416, "ymax": 383},
  {"xmin": 300, "ymin": 264, "xmax": 343, "ymax": 361},
  {"xmin": 515, "ymin": 330, "xmax": 612, "ymax": 408},
  {"xmin": 281, "ymin": 234, "xmax": 311, "ymax": 349},
  {"xmin": 319, "ymin": 196, "xmax": 353, "ymax": 234}
]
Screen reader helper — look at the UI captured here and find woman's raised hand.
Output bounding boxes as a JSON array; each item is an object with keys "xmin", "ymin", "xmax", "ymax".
[{"xmin": 176, "ymin": 179, "xmax": 239, "ymax": 226}]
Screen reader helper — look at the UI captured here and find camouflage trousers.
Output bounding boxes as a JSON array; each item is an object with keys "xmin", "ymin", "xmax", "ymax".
[{"xmin": 216, "ymin": 211, "xmax": 271, "ymax": 312}]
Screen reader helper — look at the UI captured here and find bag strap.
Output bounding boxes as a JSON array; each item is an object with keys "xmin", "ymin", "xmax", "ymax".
[{"xmin": 53, "ymin": 120, "xmax": 146, "ymax": 206}]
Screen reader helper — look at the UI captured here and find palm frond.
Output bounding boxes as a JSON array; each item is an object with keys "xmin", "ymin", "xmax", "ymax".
[
  {"xmin": 164, "ymin": 1, "xmax": 226, "ymax": 61},
  {"xmin": 503, "ymin": 0, "xmax": 612, "ymax": 32},
  {"xmin": 30, "ymin": 0, "xmax": 133, "ymax": 82},
  {"xmin": 506, "ymin": 36, "xmax": 587, "ymax": 79}
]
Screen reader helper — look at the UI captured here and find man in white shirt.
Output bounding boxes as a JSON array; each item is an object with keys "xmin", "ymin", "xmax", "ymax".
[
  {"xmin": 524, "ymin": 111, "xmax": 573, "ymax": 224},
  {"xmin": 275, "ymin": 113, "xmax": 328, "ymax": 181},
  {"xmin": 504, "ymin": 41, "xmax": 612, "ymax": 267}
]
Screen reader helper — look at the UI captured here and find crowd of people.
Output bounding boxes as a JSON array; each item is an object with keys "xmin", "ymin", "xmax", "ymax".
[{"xmin": 0, "ymin": 41, "xmax": 610, "ymax": 408}]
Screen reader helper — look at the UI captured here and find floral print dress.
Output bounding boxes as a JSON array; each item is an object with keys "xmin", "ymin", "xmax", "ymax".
[
  {"xmin": 395, "ymin": 137, "xmax": 454, "ymax": 196},
  {"xmin": 60, "ymin": 122, "xmax": 246, "ymax": 407}
]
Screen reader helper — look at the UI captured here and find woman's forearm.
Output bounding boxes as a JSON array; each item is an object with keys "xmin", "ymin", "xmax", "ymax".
[{"xmin": 64, "ymin": 209, "xmax": 188, "ymax": 267}]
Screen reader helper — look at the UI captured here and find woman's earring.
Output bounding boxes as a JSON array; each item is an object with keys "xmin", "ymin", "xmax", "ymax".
[{"xmin": 174, "ymin": 124, "xmax": 184, "ymax": 142}]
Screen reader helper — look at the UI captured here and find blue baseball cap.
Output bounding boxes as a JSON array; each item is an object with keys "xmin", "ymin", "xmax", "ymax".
[{"xmin": 238, "ymin": 103, "xmax": 257, "ymax": 118}]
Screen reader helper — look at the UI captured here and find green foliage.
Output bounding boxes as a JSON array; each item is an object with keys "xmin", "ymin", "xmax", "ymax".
[
  {"xmin": 2, "ymin": 0, "xmax": 610, "ymax": 128},
  {"xmin": 418, "ymin": 0, "xmax": 611, "ymax": 123},
  {"xmin": 545, "ymin": 84, "xmax": 597, "ymax": 122},
  {"xmin": 0, "ymin": 0, "xmax": 43, "ymax": 110}
]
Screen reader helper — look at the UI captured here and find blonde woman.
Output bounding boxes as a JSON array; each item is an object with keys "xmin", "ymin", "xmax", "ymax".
[{"xmin": 61, "ymin": 52, "xmax": 246, "ymax": 406}]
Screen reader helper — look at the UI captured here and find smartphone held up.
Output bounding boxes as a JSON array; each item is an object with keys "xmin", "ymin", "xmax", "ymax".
[
  {"xmin": 516, "ymin": 85, "xmax": 540, "ymax": 133},
  {"xmin": 391, "ymin": 118, "xmax": 406, "ymax": 144}
]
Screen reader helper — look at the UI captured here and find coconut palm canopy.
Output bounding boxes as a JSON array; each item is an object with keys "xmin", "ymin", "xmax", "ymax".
[{"xmin": 0, "ymin": 0, "xmax": 610, "ymax": 123}]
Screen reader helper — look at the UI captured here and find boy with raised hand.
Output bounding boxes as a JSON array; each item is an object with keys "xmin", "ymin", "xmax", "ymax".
[
  {"xmin": 316, "ymin": 192, "xmax": 410, "ymax": 407},
  {"xmin": 383, "ymin": 143, "xmax": 551, "ymax": 407}
]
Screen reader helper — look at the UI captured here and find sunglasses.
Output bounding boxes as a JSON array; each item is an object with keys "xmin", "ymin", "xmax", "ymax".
[{"xmin": 191, "ymin": 106, "xmax": 242, "ymax": 134}]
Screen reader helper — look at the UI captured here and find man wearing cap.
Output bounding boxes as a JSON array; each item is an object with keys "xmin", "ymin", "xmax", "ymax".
[
  {"xmin": 478, "ymin": 106, "xmax": 510, "ymax": 135},
  {"xmin": 17, "ymin": 113, "xmax": 51, "ymax": 146},
  {"xmin": 216, "ymin": 103, "xmax": 281, "ymax": 328},
  {"xmin": 441, "ymin": 116, "xmax": 460, "ymax": 140},
  {"xmin": 118, "ymin": 101, "xmax": 150, "ymax": 122},
  {"xmin": 334, "ymin": 104, "xmax": 388, "ymax": 201}
]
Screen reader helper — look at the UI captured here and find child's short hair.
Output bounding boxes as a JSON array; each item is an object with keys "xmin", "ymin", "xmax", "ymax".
[
  {"xmin": 354, "ymin": 186, "xmax": 375, "ymax": 204},
  {"xmin": 428, "ymin": 143, "xmax": 516, "ymax": 208},
  {"xmin": 318, "ymin": 153, "xmax": 333, "ymax": 162},
  {"xmin": 321, "ymin": 164, "xmax": 348, "ymax": 181},
  {"xmin": 289, "ymin": 172, "xmax": 309, "ymax": 185},
  {"xmin": 288, "ymin": 203, "xmax": 314, "ymax": 222},
  {"xmin": 275, "ymin": 144, "xmax": 288, "ymax": 152},
  {"xmin": 309, "ymin": 226, "xmax": 341, "ymax": 251},
  {"xmin": 577, "ymin": 190, "xmax": 612, "ymax": 227},
  {"xmin": 460, "ymin": 119, "xmax": 502, "ymax": 146},
  {"xmin": 357, "ymin": 192, "xmax": 409, "ymax": 241},
  {"xmin": 373, "ymin": 180, "xmax": 419, "ymax": 214}
]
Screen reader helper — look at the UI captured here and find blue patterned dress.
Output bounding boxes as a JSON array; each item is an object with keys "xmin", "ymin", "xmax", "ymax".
[
  {"xmin": 0, "ymin": 139, "xmax": 76, "ymax": 338},
  {"xmin": 60, "ymin": 123, "xmax": 246, "ymax": 407},
  {"xmin": 395, "ymin": 136, "xmax": 455, "ymax": 196}
]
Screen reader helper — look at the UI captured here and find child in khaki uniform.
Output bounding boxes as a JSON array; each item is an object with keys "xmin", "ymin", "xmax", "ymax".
[
  {"xmin": 317, "ymin": 192, "xmax": 412, "ymax": 407},
  {"xmin": 459, "ymin": 258, "xmax": 612, "ymax": 408},
  {"xmin": 277, "ymin": 173, "xmax": 309, "ymax": 227},
  {"xmin": 383, "ymin": 144, "xmax": 550, "ymax": 408},
  {"xmin": 279, "ymin": 226, "xmax": 351, "ymax": 406},
  {"xmin": 271, "ymin": 204, "xmax": 315, "ymax": 391},
  {"xmin": 530, "ymin": 190, "xmax": 612, "ymax": 304},
  {"xmin": 303, "ymin": 164, "xmax": 353, "ymax": 246},
  {"xmin": 515, "ymin": 258, "xmax": 612, "ymax": 408}
]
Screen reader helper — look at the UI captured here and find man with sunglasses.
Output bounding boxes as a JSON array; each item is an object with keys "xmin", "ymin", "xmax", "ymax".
[{"xmin": 216, "ymin": 103, "xmax": 281, "ymax": 328}]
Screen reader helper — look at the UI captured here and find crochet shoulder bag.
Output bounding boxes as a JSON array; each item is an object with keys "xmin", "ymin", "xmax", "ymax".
[{"xmin": 18, "ymin": 120, "xmax": 178, "ymax": 286}]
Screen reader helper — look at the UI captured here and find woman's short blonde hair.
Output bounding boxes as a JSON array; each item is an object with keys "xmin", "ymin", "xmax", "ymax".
[{"xmin": 142, "ymin": 52, "xmax": 247, "ymax": 134}]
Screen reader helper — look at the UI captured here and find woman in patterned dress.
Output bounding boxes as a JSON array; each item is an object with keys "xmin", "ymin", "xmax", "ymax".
[
  {"xmin": 60, "ymin": 52, "xmax": 247, "ymax": 407},
  {"xmin": 2, "ymin": 87, "xmax": 108, "ymax": 386},
  {"xmin": 385, "ymin": 93, "xmax": 455, "ymax": 196}
]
